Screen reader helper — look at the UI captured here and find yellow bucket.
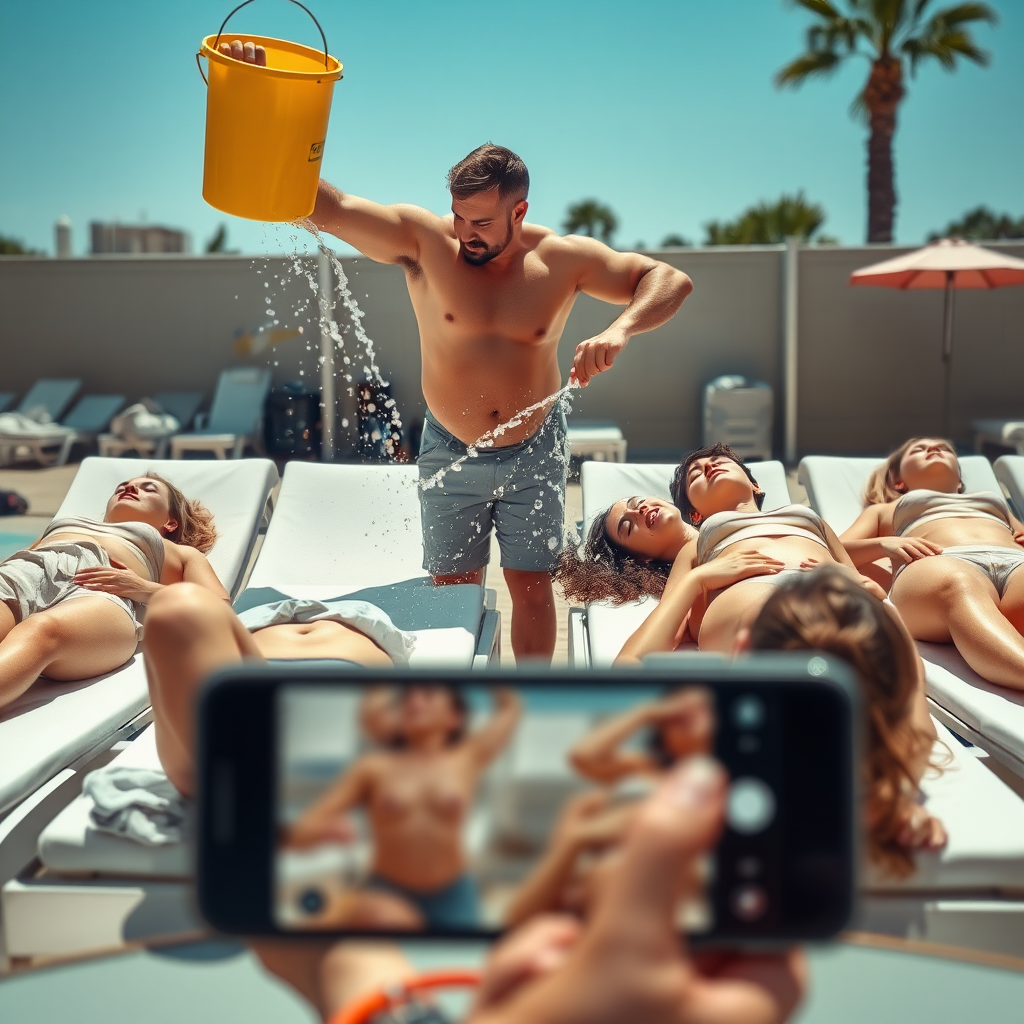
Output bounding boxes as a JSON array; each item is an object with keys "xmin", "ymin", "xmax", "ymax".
[{"xmin": 198, "ymin": 3, "xmax": 342, "ymax": 221}]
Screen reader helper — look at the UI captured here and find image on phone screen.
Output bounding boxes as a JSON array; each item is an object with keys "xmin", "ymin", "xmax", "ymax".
[{"xmin": 272, "ymin": 681, "xmax": 783, "ymax": 935}]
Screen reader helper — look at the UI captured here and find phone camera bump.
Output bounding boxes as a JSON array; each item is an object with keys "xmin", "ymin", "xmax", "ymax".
[
  {"xmin": 727, "ymin": 777, "xmax": 776, "ymax": 835},
  {"xmin": 732, "ymin": 695, "xmax": 765, "ymax": 730},
  {"xmin": 298, "ymin": 887, "xmax": 325, "ymax": 915},
  {"xmin": 730, "ymin": 884, "xmax": 768, "ymax": 922}
]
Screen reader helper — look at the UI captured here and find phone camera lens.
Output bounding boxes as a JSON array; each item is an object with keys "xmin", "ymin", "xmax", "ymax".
[
  {"xmin": 298, "ymin": 887, "xmax": 325, "ymax": 914},
  {"xmin": 730, "ymin": 884, "xmax": 768, "ymax": 922},
  {"xmin": 727, "ymin": 777, "xmax": 776, "ymax": 835},
  {"xmin": 732, "ymin": 695, "xmax": 765, "ymax": 730}
]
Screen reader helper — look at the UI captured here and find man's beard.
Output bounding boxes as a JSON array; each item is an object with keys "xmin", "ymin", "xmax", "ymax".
[{"xmin": 460, "ymin": 217, "xmax": 513, "ymax": 266}]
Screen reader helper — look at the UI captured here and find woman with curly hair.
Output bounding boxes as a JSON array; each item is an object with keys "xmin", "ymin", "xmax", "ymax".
[
  {"xmin": 0, "ymin": 473, "xmax": 224, "ymax": 708},
  {"xmin": 841, "ymin": 437, "xmax": 1024, "ymax": 688}
]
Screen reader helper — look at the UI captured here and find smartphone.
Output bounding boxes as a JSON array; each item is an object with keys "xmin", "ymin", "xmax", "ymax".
[{"xmin": 197, "ymin": 657, "xmax": 858, "ymax": 944}]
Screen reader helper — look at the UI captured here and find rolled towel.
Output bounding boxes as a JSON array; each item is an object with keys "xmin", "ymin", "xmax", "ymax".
[
  {"xmin": 84, "ymin": 766, "xmax": 189, "ymax": 846},
  {"xmin": 238, "ymin": 597, "xmax": 417, "ymax": 666}
]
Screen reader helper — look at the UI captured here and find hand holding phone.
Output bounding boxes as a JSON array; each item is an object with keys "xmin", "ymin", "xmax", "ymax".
[{"xmin": 467, "ymin": 758, "xmax": 806, "ymax": 1024}]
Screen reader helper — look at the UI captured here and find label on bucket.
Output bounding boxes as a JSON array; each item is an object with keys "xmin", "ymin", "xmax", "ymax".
[{"xmin": 308, "ymin": 141, "xmax": 325, "ymax": 162}]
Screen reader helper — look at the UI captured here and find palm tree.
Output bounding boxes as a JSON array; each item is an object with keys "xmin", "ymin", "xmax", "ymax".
[
  {"xmin": 704, "ymin": 192, "xmax": 829, "ymax": 245},
  {"xmin": 563, "ymin": 200, "xmax": 618, "ymax": 245},
  {"xmin": 776, "ymin": 0, "xmax": 996, "ymax": 243}
]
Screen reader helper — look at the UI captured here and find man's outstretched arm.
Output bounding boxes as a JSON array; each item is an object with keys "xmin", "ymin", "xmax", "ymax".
[
  {"xmin": 308, "ymin": 180, "xmax": 434, "ymax": 266},
  {"xmin": 568, "ymin": 237, "xmax": 693, "ymax": 385}
]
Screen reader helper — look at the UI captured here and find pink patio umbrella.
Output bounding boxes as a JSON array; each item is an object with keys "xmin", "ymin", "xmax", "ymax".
[{"xmin": 850, "ymin": 238, "xmax": 1024, "ymax": 437}]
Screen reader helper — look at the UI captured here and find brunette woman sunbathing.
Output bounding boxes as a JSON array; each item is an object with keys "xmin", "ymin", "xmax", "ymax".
[
  {"xmin": 0, "ymin": 474, "xmax": 222, "ymax": 708},
  {"xmin": 842, "ymin": 437, "xmax": 1024, "ymax": 688},
  {"xmin": 556, "ymin": 443, "xmax": 879, "ymax": 655}
]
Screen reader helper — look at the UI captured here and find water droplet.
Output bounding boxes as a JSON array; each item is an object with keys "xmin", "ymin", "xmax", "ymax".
[{"xmin": 533, "ymin": 499, "xmax": 543, "ymax": 510}]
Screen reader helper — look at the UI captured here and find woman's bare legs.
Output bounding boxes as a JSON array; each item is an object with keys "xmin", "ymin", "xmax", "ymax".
[
  {"xmin": 892, "ymin": 558, "xmax": 1024, "ymax": 688},
  {"xmin": 143, "ymin": 583, "xmax": 262, "ymax": 797},
  {"xmin": 0, "ymin": 597, "xmax": 137, "ymax": 709}
]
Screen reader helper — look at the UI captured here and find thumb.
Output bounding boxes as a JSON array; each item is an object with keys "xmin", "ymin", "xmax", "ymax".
[{"xmin": 589, "ymin": 755, "xmax": 727, "ymax": 949}]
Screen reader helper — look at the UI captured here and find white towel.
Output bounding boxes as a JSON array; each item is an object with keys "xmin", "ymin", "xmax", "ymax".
[
  {"xmin": 0, "ymin": 412, "xmax": 71, "ymax": 437},
  {"xmin": 238, "ymin": 597, "xmax": 416, "ymax": 666},
  {"xmin": 84, "ymin": 766, "xmax": 188, "ymax": 846}
]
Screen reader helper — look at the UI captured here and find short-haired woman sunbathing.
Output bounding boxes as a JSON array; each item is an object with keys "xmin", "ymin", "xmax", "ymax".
[
  {"xmin": 556, "ymin": 443, "xmax": 879, "ymax": 654},
  {"xmin": 841, "ymin": 436, "xmax": 1024, "ymax": 688},
  {"xmin": 141, "ymin": 584, "xmax": 518, "ymax": 929},
  {"xmin": 0, "ymin": 474, "xmax": 223, "ymax": 709},
  {"xmin": 573, "ymin": 568, "xmax": 947, "ymax": 874}
]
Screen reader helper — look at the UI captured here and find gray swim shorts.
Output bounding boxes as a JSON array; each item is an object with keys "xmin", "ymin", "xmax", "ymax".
[
  {"xmin": 418, "ymin": 405, "xmax": 569, "ymax": 576},
  {"xmin": 0, "ymin": 540, "xmax": 143, "ymax": 639}
]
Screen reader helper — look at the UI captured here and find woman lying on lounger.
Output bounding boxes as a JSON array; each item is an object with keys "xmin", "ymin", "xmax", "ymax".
[
  {"xmin": 841, "ymin": 437, "xmax": 1024, "ymax": 689},
  {"xmin": 0, "ymin": 474, "xmax": 223, "ymax": 709},
  {"xmin": 556, "ymin": 442, "xmax": 879, "ymax": 653},
  {"xmin": 576, "ymin": 568, "xmax": 947, "ymax": 875},
  {"xmin": 142, "ymin": 583, "xmax": 519, "ymax": 929}
]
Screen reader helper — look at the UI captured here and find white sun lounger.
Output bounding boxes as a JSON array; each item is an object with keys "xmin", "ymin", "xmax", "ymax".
[
  {"xmin": 244, "ymin": 461, "xmax": 501, "ymax": 668},
  {"xmin": 994, "ymin": 455, "xmax": 1024, "ymax": 519},
  {"xmin": 797, "ymin": 454, "xmax": 1024, "ymax": 778},
  {"xmin": 570, "ymin": 461, "xmax": 792, "ymax": 667},
  {"xmin": 0, "ymin": 457, "xmax": 277, "ymax": 834}
]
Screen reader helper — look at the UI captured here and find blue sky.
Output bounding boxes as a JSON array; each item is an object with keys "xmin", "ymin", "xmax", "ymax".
[{"xmin": 1, "ymin": 0, "xmax": 1021, "ymax": 256}]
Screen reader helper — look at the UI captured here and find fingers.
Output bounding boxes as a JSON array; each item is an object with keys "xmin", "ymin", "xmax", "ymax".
[
  {"xmin": 472, "ymin": 915, "xmax": 582, "ymax": 1013},
  {"xmin": 589, "ymin": 756, "xmax": 727, "ymax": 952},
  {"xmin": 220, "ymin": 40, "xmax": 266, "ymax": 66},
  {"xmin": 689, "ymin": 948, "xmax": 808, "ymax": 1024},
  {"xmin": 896, "ymin": 806, "xmax": 946, "ymax": 851}
]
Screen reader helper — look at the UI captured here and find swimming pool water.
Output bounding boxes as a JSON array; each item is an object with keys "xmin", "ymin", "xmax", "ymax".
[{"xmin": 0, "ymin": 533, "xmax": 39, "ymax": 561}]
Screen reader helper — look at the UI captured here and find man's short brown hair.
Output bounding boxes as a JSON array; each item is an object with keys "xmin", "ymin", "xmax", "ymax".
[{"xmin": 447, "ymin": 144, "xmax": 529, "ymax": 204}]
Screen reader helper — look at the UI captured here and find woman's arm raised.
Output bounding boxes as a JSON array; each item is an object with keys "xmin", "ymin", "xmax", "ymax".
[{"xmin": 467, "ymin": 688, "xmax": 522, "ymax": 769}]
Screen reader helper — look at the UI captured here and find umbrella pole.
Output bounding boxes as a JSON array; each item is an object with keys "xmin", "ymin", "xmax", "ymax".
[{"xmin": 942, "ymin": 271, "xmax": 955, "ymax": 439}]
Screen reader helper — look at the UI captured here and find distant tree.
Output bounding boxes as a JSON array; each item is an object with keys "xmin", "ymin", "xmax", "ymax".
[
  {"xmin": 660, "ymin": 233, "xmax": 691, "ymax": 247},
  {"xmin": 563, "ymin": 200, "xmax": 618, "ymax": 245},
  {"xmin": 928, "ymin": 206, "xmax": 1024, "ymax": 241},
  {"xmin": 703, "ymin": 193, "xmax": 829, "ymax": 245},
  {"xmin": 0, "ymin": 233, "xmax": 41, "ymax": 255},
  {"xmin": 205, "ymin": 224, "xmax": 229, "ymax": 253},
  {"xmin": 776, "ymin": 0, "xmax": 997, "ymax": 244}
]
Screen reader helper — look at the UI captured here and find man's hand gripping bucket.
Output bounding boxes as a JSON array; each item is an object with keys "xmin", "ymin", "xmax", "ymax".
[{"xmin": 197, "ymin": 0, "xmax": 343, "ymax": 221}]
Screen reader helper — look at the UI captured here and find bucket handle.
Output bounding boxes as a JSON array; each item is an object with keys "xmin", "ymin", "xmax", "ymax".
[{"xmin": 196, "ymin": 0, "xmax": 330, "ymax": 85}]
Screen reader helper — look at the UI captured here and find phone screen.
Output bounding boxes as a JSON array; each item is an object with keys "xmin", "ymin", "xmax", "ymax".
[{"xmin": 270, "ymin": 680, "xmax": 805, "ymax": 936}]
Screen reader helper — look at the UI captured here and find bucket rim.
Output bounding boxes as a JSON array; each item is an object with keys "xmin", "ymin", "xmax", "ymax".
[{"xmin": 200, "ymin": 33, "xmax": 342, "ymax": 80}]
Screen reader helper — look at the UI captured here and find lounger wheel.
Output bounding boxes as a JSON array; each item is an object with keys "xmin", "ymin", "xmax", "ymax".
[{"xmin": 328, "ymin": 970, "xmax": 480, "ymax": 1024}]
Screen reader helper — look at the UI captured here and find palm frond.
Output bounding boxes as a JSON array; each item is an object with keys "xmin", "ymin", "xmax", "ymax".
[
  {"xmin": 901, "ymin": 2, "xmax": 995, "ymax": 73},
  {"xmin": 775, "ymin": 49, "xmax": 843, "ymax": 87},
  {"xmin": 789, "ymin": 0, "xmax": 846, "ymax": 18}
]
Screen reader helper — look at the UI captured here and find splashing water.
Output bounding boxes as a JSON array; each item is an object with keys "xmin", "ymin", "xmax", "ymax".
[
  {"xmin": 287, "ymin": 221, "xmax": 404, "ymax": 456},
  {"xmin": 418, "ymin": 381, "xmax": 579, "ymax": 492}
]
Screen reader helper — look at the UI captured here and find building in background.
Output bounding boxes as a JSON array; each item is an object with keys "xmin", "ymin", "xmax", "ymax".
[
  {"xmin": 54, "ymin": 216, "xmax": 73, "ymax": 258},
  {"xmin": 90, "ymin": 222, "xmax": 190, "ymax": 255}
]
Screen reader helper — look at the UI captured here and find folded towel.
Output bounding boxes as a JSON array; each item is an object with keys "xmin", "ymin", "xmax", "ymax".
[
  {"xmin": 0, "ymin": 412, "xmax": 72, "ymax": 437},
  {"xmin": 238, "ymin": 597, "xmax": 416, "ymax": 666},
  {"xmin": 84, "ymin": 766, "xmax": 189, "ymax": 846},
  {"xmin": 109, "ymin": 400, "xmax": 180, "ymax": 444}
]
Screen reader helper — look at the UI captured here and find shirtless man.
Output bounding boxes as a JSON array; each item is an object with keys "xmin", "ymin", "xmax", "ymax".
[
  {"xmin": 311, "ymin": 145, "xmax": 691, "ymax": 663},
  {"xmin": 230, "ymin": 37, "xmax": 693, "ymax": 662}
]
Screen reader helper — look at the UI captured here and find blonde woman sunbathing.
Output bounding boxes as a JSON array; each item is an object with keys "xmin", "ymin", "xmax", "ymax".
[
  {"xmin": 0, "ymin": 474, "xmax": 223, "ymax": 709},
  {"xmin": 842, "ymin": 437, "xmax": 1024, "ymax": 688}
]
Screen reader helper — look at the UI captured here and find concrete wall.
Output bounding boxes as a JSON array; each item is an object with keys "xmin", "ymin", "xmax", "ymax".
[{"xmin": 1, "ymin": 243, "xmax": 1022, "ymax": 459}]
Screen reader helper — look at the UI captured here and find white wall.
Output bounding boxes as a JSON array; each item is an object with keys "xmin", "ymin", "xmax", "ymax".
[{"xmin": 2, "ymin": 243, "xmax": 1021, "ymax": 457}]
